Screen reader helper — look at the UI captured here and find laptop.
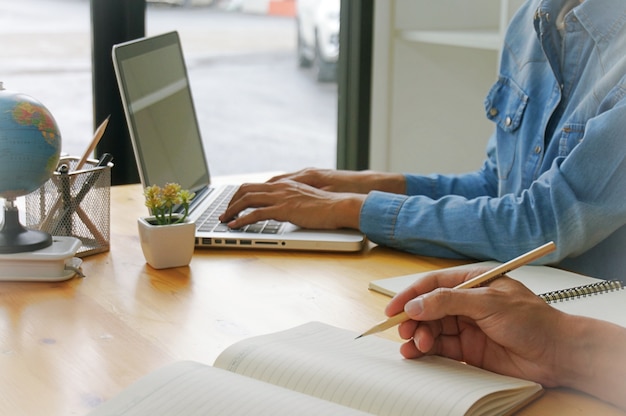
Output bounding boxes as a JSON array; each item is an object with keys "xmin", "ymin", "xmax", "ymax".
[{"xmin": 112, "ymin": 31, "xmax": 364, "ymax": 252}]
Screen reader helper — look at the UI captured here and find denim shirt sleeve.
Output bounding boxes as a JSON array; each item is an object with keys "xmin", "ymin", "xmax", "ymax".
[
  {"xmin": 403, "ymin": 137, "xmax": 499, "ymax": 200},
  {"xmin": 360, "ymin": 98, "xmax": 626, "ymax": 265}
]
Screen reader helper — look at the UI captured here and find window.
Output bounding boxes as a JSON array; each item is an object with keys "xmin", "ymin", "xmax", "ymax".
[{"xmin": 1, "ymin": 0, "xmax": 339, "ymax": 179}]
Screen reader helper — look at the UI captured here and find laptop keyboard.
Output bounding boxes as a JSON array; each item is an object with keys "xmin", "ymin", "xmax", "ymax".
[{"xmin": 197, "ymin": 185, "xmax": 282, "ymax": 234}]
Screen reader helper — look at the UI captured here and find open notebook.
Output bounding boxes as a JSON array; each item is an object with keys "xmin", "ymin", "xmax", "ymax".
[
  {"xmin": 89, "ymin": 322, "xmax": 542, "ymax": 416},
  {"xmin": 369, "ymin": 262, "xmax": 626, "ymax": 328}
]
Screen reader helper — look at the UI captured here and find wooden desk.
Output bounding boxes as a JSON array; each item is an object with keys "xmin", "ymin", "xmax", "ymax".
[{"xmin": 1, "ymin": 184, "xmax": 623, "ymax": 415}]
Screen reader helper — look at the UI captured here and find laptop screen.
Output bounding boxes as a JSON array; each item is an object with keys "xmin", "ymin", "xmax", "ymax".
[{"xmin": 113, "ymin": 31, "xmax": 210, "ymax": 193}]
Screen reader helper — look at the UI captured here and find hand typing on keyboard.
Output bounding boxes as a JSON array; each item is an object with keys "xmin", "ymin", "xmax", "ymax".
[
  {"xmin": 196, "ymin": 186, "xmax": 282, "ymax": 234},
  {"xmin": 218, "ymin": 176, "xmax": 366, "ymax": 231}
]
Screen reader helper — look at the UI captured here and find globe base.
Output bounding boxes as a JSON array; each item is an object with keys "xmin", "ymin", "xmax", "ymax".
[{"xmin": 0, "ymin": 204, "xmax": 52, "ymax": 254}]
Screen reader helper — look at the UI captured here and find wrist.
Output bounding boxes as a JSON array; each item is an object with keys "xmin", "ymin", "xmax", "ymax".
[
  {"xmin": 553, "ymin": 313, "xmax": 626, "ymax": 408},
  {"xmin": 334, "ymin": 194, "xmax": 366, "ymax": 229},
  {"xmin": 552, "ymin": 313, "xmax": 595, "ymax": 389},
  {"xmin": 360, "ymin": 171, "xmax": 406, "ymax": 194}
]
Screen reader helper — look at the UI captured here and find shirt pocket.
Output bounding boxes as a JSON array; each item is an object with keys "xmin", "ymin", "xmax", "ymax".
[
  {"xmin": 559, "ymin": 123, "xmax": 585, "ymax": 156},
  {"xmin": 484, "ymin": 77, "xmax": 529, "ymax": 180}
]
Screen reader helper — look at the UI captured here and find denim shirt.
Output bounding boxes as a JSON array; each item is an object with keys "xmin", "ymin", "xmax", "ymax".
[{"xmin": 360, "ymin": 0, "xmax": 626, "ymax": 280}]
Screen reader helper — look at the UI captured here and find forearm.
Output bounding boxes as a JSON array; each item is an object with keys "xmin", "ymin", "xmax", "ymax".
[
  {"xmin": 404, "ymin": 169, "xmax": 497, "ymax": 199},
  {"xmin": 555, "ymin": 314, "xmax": 626, "ymax": 410},
  {"xmin": 354, "ymin": 170, "xmax": 406, "ymax": 194}
]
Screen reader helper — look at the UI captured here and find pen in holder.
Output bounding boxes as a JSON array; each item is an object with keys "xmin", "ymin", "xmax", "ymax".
[
  {"xmin": 58, "ymin": 163, "xmax": 72, "ymax": 235},
  {"xmin": 24, "ymin": 155, "xmax": 113, "ymax": 257}
]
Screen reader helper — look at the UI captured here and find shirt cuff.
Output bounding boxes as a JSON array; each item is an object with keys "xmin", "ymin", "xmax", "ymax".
[{"xmin": 360, "ymin": 191, "xmax": 408, "ymax": 244}]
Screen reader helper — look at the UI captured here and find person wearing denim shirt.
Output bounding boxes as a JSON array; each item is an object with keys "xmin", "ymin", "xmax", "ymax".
[{"xmin": 222, "ymin": 0, "xmax": 626, "ymax": 281}]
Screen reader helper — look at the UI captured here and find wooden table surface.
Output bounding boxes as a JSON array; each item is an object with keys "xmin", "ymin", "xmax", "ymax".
[{"xmin": 0, "ymin": 182, "xmax": 623, "ymax": 415}]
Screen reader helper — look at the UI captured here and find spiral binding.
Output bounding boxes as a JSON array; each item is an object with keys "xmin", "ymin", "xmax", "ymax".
[{"xmin": 539, "ymin": 280, "xmax": 624, "ymax": 303}]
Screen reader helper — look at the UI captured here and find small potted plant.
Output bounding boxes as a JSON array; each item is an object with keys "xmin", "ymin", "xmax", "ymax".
[{"xmin": 137, "ymin": 183, "xmax": 196, "ymax": 269}]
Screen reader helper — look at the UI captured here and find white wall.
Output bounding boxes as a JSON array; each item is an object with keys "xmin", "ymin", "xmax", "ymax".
[{"xmin": 369, "ymin": 0, "xmax": 524, "ymax": 175}]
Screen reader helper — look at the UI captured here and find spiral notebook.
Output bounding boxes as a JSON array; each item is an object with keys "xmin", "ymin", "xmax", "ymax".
[
  {"xmin": 369, "ymin": 263, "xmax": 626, "ymax": 328},
  {"xmin": 536, "ymin": 279, "xmax": 625, "ymax": 326}
]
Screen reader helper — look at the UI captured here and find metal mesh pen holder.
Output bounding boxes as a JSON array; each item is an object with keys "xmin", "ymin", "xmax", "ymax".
[{"xmin": 25, "ymin": 156, "xmax": 112, "ymax": 257}]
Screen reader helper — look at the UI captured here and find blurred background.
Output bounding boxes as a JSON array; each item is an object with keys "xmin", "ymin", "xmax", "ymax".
[{"xmin": 0, "ymin": 0, "xmax": 339, "ymax": 177}]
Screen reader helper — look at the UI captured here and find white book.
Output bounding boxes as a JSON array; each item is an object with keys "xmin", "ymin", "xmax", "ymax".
[{"xmin": 89, "ymin": 322, "xmax": 543, "ymax": 416}]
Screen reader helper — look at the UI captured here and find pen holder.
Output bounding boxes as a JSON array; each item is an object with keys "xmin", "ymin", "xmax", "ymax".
[{"xmin": 24, "ymin": 156, "xmax": 113, "ymax": 257}]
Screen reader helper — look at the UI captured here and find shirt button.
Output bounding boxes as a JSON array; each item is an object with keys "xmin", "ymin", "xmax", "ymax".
[
  {"xmin": 534, "ymin": 146, "xmax": 542, "ymax": 154},
  {"xmin": 504, "ymin": 116, "xmax": 512, "ymax": 127},
  {"xmin": 489, "ymin": 108, "xmax": 499, "ymax": 117}
]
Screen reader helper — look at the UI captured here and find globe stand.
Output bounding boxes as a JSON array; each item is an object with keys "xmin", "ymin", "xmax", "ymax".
[{"xmin": 0, "ymin": 198, "xmax": 52, "ymax": 254}]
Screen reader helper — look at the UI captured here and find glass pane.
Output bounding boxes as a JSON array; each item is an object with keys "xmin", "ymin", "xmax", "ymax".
[
  {"xmin": 0, "ymin": 0, "xmax": 93, "ymax": 157},
  {"xmin": 0, "ymin": 0, "xmax": 338, "ymax": 176}
]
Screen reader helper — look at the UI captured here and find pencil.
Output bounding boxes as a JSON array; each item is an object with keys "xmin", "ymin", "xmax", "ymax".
[
  {"xmin": 75, "ymin": 115, "xmax": 110, "ymax": 171},
  {"xmin": 356, "ymin": 241, "xmax": 557, "ymax": 339}
]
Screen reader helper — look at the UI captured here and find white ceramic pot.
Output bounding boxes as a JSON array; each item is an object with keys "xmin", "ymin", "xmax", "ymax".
[{"xmin": 137, "ymin": 216, "xmax": 195, "ymax": 269}]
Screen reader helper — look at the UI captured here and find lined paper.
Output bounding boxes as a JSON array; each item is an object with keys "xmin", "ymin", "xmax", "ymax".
[
  {"xmin": 89, "ymin": 322, "xmax": 541, "ymax": 416},
  {"xmin": 88, "ymin": 361, "xmax": 370, "ymax": 416},
  {"xmin": 214, "ymin": 322, "xmax": 541, "ymax": 416}
]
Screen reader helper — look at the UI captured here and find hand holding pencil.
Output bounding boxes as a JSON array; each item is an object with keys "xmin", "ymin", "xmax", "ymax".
[
  {"xmin": 369, "ymin": 240, "xmax": 626, "ymax": 412},
  {"xmin": 357, "ymin": 241, "xmax": 556, "ymax": 338}
]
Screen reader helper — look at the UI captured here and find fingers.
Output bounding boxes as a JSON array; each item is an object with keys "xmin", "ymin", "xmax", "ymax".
[
  {"xmin": 400, "ymin": 320, "xmax": 437, "ymax": 353},
  {"xmin": 219, "ymin": 182, "xmax": 278, "ymax": 225},
  {"xmin": 218, "ymin": 180, "xmax": 340, "ymax": 229},
  {"xmin": 228, "ymin": 208, "xmax": 278, "ymax": 229},
  {"xmin": 397, "ymin": 311, "xmax": 458, "ymax": 350},
  {"xmin": 399, "ymin": 340, "xmax": 423, "ymax": 359},
  {"xmin": 398, "ymin": 319, "xmax": 465, "ymax": 360},
  {"xmin": 407, "ymin": 282, "xmax": 510, "ymax": 324},
  {"xmin": 385, "ymin": 266, "xmax": 493, "ymax": 317}
]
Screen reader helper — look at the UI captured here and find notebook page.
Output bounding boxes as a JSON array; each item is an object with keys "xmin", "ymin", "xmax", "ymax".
[
  {"xmin": 88, "ymin": 361, "xmax": 370, "ymax": 416},
  {"xmin": 369, "ymin": 262, "xmax": 602, "ymax": 298},
  {"xmin": 549, "ymin": 289, "xmax": 626, "ymax": 327},
  {"xmin": 214, "ymin": 322, "xmax": 541, "ymax": 416}
]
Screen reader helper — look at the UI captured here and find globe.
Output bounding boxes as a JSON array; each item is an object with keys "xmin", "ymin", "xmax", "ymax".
[
  {"xmin": 0, "ymin": 85, "xmax": 61, "ymax": 200},
  {"xmin": 0, "ymin": 83, "xmax": 62, "ymax": 253}
]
